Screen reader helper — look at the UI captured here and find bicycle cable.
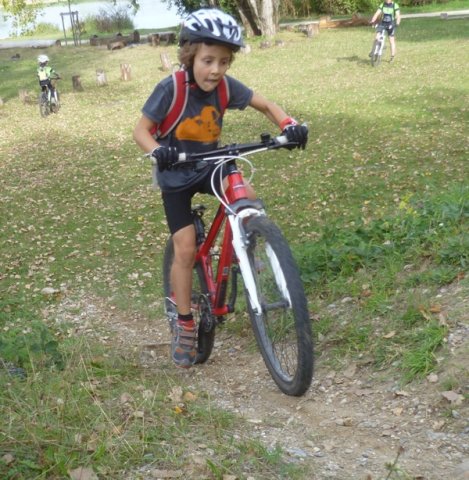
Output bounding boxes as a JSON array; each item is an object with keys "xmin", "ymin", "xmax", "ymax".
[{"xmin": 210, "ymin": 155, "xmax": 255, "ymax": 216}]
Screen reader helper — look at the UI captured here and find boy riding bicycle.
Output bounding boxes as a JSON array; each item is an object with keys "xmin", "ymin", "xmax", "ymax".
[
  {"xmin": 370, "ymin": 0, "xmax": 401, "ymax": 61},
  {"xmin": 133, "ymin": 8, "xmax": 308, "ymax": 368},
  {"xmin": 37, "ymin": 54, "xmax": 60, "ymax": 102}
]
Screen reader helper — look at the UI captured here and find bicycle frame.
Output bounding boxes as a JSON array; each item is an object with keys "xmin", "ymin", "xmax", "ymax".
[
  {"xmin": 375, "ymin": 29, "xmax": 385, "ymax": 56},
  {"xmin": 370, "ymin": 25, "xmax": 386, "ymax": 66},
  {"xmin": 41, "ymin": 79, "xmax": 59, "ymax": 103},
  {"xmin": 39, "ymin": 78, "xmax": 60, "ymax": 117},
  {"xmin": 168, "ymin": 134, "xmax": 294, "ymax": 318},
  {"xmin": 195, "ymin": 160, "xmax": 264, "ymax": 318}
]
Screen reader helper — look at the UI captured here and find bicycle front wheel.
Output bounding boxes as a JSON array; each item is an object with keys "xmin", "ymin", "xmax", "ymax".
[
  {"xmin": 39, "ymin": 93, "xmax": 49, "ymax": 117},
  {"xmin": 243, "ymin": 216, "xmax": 313, "ymax": 396},
  {"xmin": 51, "ymin": 93, "xmax": 60, "ymax": 113},
  {"xmin": 163, "ymin": 238, "xmax": 215, "ymax": 364},
  {"xmin": 371, "ymin": 40, "xmax": 381, "ymax": 66}
]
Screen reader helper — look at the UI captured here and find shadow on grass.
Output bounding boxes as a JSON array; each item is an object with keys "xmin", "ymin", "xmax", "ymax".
[{"xmin": 336, "ymin": 55, "xmax": 370, "ymax": 65}]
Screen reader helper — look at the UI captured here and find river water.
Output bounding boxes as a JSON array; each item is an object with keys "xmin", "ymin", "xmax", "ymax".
[{"xmin": 0, "ymin": 0, "xmax": 183, "ymax": 39}]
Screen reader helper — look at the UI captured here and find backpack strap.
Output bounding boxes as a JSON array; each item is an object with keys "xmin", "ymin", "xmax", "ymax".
[
  {"xmin": 150, "ymin": 70, "xmax": 188, "ymax": 139},
  {"xmin": 150, "ymin": 71, "xmax": 230, "ymax": 139},
  {"xmin": 218, "ymin": 76, "xmax": 230, "ymax": 115}
]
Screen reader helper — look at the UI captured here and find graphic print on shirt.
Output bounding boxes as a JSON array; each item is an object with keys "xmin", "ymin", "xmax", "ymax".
[{"xmin": 175, "ymin": 106, "xmax": 221, "ymax": 143}]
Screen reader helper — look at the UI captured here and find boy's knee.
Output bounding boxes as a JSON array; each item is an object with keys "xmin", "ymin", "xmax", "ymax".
[
  {"xmin": 174, "ymin": 242, "xmax": 196, "ymax": 267},
  {"xmin": 175, "ymin": 251, "xmax": 196, "ymax": 269}
]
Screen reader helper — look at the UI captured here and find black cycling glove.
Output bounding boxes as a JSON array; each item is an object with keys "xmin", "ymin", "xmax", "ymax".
[
  {"xmin": 151, "ymin": 146, "xmax": 179, "ymax": 172},
  {"xmin": 281, "ymin": 121, "xmax": 309, "ymax": 150}
]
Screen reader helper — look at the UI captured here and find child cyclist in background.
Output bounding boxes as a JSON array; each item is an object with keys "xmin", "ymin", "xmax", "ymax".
[
  {"xmin": 370, "ymin": 0, "xmax": 401, "ymax": 61},
  {"xmin": 37, "ymin": 54, "xmax": 60, "ymax": 102},
  {"xmin": 133, "ymin": 8, "xmax": 308, "ymax": 368}
]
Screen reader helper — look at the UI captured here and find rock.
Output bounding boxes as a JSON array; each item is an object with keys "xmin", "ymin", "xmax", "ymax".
[{"xmin": 451, "ymin": 460, "xmax": 469, "ymax": 479}]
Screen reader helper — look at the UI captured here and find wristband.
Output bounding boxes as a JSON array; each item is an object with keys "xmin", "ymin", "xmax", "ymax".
[{"xmin": 279, "ymin": 117, "xmax": 298, "ymax": 131}]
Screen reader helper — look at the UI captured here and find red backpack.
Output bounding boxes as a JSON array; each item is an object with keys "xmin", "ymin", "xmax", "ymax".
[{"xmin": 150, "ymin": 70, "xmax": 230, "ymax": 139}]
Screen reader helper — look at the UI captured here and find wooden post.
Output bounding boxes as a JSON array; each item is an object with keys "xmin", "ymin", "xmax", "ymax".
[
  {"xmin": 306, "ymin": 23, "xmax": 320, "ymax": 38},
  {"xmin": 120, "ymin": 63, "xmax": 131, "ymax": 81},
  {"xmin": 160, "ymin": 52, "xmax": 172, "ymax": 71},
  {"xmin": 149, "ymin": 33, "xmax": 160, "ymax": 46},
  {"xmin": 96, "ymin": 69, "xmax": 108, "ymax": 86},
  {"xmin": 72, "ymin": 75, "xmax": 83, "ymax": 91}
]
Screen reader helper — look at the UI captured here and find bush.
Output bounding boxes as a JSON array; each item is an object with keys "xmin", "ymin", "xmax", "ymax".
[
  {"xmin": 84, "ymin": 4, "xmax": 134, "ymax": 34},
  {"xmin": 295, "ymin": 186, "xmax": 469, "ymax": 289},
  {"xmin": 315, "ymin": 0, "xmax": 375, "ymax": 14},
  {"xmin": 24, "ymin": 22, "xmax": 62, "ymax": 37}
]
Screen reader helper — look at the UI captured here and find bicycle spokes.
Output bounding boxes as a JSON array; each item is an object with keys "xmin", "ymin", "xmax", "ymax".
[{"xmin": 244, "ymin": 216, "xmax": 313, "ymax": 396}]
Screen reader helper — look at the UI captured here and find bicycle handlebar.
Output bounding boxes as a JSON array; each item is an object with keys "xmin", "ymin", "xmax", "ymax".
[{"xmin": 172, "ymin": 133, "xmax": 292, "ymax": 166}]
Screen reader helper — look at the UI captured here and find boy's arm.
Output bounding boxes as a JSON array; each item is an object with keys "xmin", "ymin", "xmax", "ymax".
[
  {"xmin": 370, "ymin": 6, "xmax": 382, "ymax": 24},
  {"xmin": 133, "ymin": 114, "xmax": 179, "ymax": 171},
  {"xmin": 249, "ymin": 92, "xmax": 293, "ymax": 129},
  {"xmin": 133, "ymin": 115, "xmax": 159, "ymax": 153},
  {"xmin": 395, "ymin": 9, "xmax": 401, "ymax": 25},
  {"xmin": 249, "ymin": 92, "xmax": 308, "ymax": 149}
]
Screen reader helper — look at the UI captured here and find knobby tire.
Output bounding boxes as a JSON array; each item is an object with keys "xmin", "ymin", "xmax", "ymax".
[
  {"xmin": 371, "ymin": 40, "xmax": 382, "ymax": 67},
  {"xmin": 51, "ymin": 95, "xmax": 60, "ymax": 114},
  {"xmin": 243, "ymin": 216, "xmax": 313, "ymax": 396},
  {"xmin": 39, "ymin": 93, "xmax": 49, "ymax": 117},
  {"xmin": 163, "ymin": 238, "xmax": 215, "ymax": 364}
]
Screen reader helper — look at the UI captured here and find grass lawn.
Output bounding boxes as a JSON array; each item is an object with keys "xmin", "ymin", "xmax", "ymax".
[{"xmin": 0, "ymin": 15, "xmax": 468, "ymax": 479}]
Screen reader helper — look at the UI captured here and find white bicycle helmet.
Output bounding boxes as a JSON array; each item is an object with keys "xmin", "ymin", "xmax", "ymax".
[
  {"xmin": 37, "ymin": 54, "xmax": 49, "ymax": 64},
  {"xmin": 179, "ymin": 8, "xmax": 244, "ymax": 51}
]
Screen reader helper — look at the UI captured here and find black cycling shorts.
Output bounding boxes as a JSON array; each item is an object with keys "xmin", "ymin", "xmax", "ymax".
[
  {"xmin": 378, "ymin": 22, "xmax": 395, "ymax": 37},
  {"xmin": 162, "ymin": 165, "xmax": 226, "ymax": 235}
]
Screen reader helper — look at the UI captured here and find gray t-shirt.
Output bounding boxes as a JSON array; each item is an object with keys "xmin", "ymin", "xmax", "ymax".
[{"xmin": 142, "ymin": 74, "xmax": 253, "ymax": 192}]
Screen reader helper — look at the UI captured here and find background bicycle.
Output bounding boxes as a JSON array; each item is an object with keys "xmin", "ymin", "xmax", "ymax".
[
  {"xmin": 39, "ymin": 77, "xmax": 61, "ymax": 117},
  {"xmin": 370, "ymin": 25, "xmax": 386, "ymax": 66},
  {"xmin": 160, "ymin": 133, "xmax": 314, "ymax": 396}
]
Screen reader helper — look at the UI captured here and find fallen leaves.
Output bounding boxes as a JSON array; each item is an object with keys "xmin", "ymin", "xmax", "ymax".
[{"xmin": 168, "ymin": 386, "xmax": 198, "ymax": 415}]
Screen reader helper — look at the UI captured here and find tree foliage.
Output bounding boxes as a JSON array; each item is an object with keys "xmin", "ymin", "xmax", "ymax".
[{"xmin": 1, "ymin": 0, "xmax": 43, "ymax": 34}]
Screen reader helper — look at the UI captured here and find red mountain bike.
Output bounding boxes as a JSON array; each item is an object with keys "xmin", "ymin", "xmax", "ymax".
[{"xmin": 160, "ymin": 133, "xmax": 314, "ymax": 396}]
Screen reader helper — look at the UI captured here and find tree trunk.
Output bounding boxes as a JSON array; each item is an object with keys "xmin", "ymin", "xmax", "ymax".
[
  {"xmin": 238, "ymin": 0, "xmax": 262, "ymax": 37},
  {"xmin": 237, "ymin": 0, "xmax": 279, "ymax": 38},
  {"xmin": 260, "ymin": 0, "xmax": 278, "ymax": 38}
]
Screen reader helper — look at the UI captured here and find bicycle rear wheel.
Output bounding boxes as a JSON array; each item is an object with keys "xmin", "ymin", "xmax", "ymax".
[
  {"xmin": 163, "ymin": 238, "xmax": 216, "ymax": 364},
  {"xmin": 39, "ymin": 93, "xmax": 49, "ymax": 117},
  {"xmin": 243, "ymin": 216, "xmax": 313, "ymax": 396}
]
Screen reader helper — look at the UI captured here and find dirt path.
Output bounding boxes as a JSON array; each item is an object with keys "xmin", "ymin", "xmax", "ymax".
[{"xmin": 51, "ymin": 284, "xmax": 468, "ymax": 480}]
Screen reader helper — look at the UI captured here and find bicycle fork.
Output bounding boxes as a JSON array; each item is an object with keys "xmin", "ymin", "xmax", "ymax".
[{"xmin": 229, "ymin": 209, "xmax": 292, "ymax": 315}]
